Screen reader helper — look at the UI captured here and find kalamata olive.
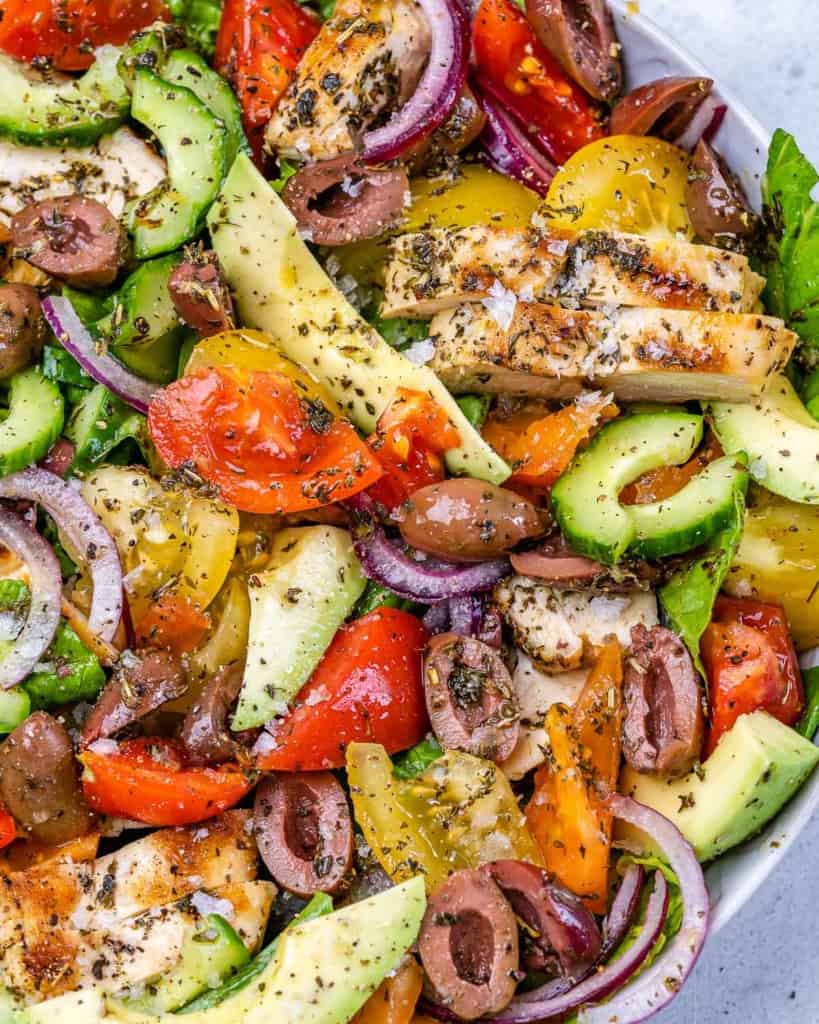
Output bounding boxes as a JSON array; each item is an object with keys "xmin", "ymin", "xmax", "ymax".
[
  {"xmin": 254, "ymin": 771, "xmax": 353, "ymax": 896},
  {"xmin": 0, "ymin": 283, "xmax": 45, "ymax": 379},
  {"xmin": 485, "ymin": 861, "xmax": 601, "ymax": 975},
  {"xmin": 424, "ymin": 633, "xmax": 520, "ymax": 762},
  {"xmin": 11, "ymin": 196, "xmax": 128, "ymax": 288},
  {"xmin": 81, "ymin": 648, "xmax": 188, "ymax": 747},
  {"xmin": 397, "ymin": 478, "xmax": 548, "ymax": 563},
  {"xmin": 524, "ymin": 0, "xmax": 622, "ymax": 101},
  {"xmin": 419, "ymin": 868, "xmax": 519, "ymax": 1021},
  {"xmin": 181, "ymin": 662, "xmax": 243, "ymax": 765},
  {"xmin": 609, "ymin": 76, "xmax": 713, "ymax": 139},
  {"xmin": 410, "ymin": 86, "xmax": 487, "ymax": 172},
  {"xmin": 686, "ymin": 139, "xmax": 757, "ymax": 246},
  {"xmin": 0, "ymin": 711, "xmax": 94, "ymax": 844},
  {"xmin": 168, "ymin": 248, "xmax": 236, "ymax": 336},
  {"xmin": 282, "ymin": 156, "xmax": 409, "ymax": 246},
  {"xmin": 622, "ymin": 623, "xmax": 704, "ymax": 776}
]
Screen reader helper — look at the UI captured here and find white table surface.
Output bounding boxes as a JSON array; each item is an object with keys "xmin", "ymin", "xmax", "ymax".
[{"xmin": 640, "ymin": 2, "xmax": 819, "ymax": 1020}]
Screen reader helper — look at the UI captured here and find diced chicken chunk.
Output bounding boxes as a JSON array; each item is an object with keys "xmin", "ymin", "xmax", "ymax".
[
  {"xmin": 494, "ymin": 577, "xmax": 658, "ymax": 671},
  {"xmin": 265, "ymin": 0, "xmax": 430, "ymax": 162},
  {"xmin": 382, "ymin": 225, "xmax": 765, "ymax": 319},
  {"xmin": 429, "ymin": 302, "xmax": 796, "ymax": 403},
  {"xmin": 0, "ymin": 127, "xmax": 166, "ymax": 224},
  {"xmin": 500, "ymin": 653, "xmax": 587, "ymax": 780}
]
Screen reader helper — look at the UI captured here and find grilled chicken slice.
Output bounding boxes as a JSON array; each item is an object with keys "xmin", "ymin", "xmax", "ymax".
[
  {"xmin": 265, "ymin": 0, "xmax": 430, "ymax": 162},
  {"xmin": 382, "ymin": 225, "xmax": 764, "ymax": 318},
  {"xmin": 494, "ymin": 578, "xmax": 658, "ymax": 672},
  {"xmin": 0, "ymin": 811, "xmax": 259, "ymax": 1001},
  {"xmin": 500, "ymin": 653, "xmax": 587, "ymax": 780},
  {"xmin": 0, "ymin": 127, "xmax": 166, "ymax": 224},
  {"xmin": 429, "ymin": 302, "xmax": 796, "ymax": 403}
]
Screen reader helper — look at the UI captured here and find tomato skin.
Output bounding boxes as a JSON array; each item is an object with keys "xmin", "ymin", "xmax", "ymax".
[
  {"xmin": 526, "ymin": 641, "xmax": 622, "ymax": 913},
  {"xmin": 0, "ymin": 0, "xmax": 169, "ymax": 70},
  {"xmin": 367, "ymin": 389, "xmax": 461, "ymax": 511},
  {"xmin": 0, "ymin": 808, "xmax": 16, "ymax": 850},
  {"xmin": 215, "ymin": 0, "xmax": 319, "ymax": 160},
  {"xmin": 148, "ymin": 366, "xmax": 383, "ymax": 515},
  {"xmin": 257, "ymin": 608, "xmax": 429, "ymax": 771},
  {"xmin": 135, "ymin": 594, "xmax": 211, "ymax": 655},
  {"xmin": 472, "ymin": 0, "xmax": 603, "ymax": 165},
  {"xmin": 702, "ymin": 597, "xmax": 804, "ymax": 757},
  {"xmin": 352, "ymin": 957, "xmax": 423, "ymax": 1024},
  {"xmin": 482, "ymin": 395, "xmax": 616, "ymax": 490},
  {"xmin": 621, "ymin": 435, "xmax": 723, "ymax": 505},
  {"xmin": 80, "ymin": 737, "xmax": 252, "ymax": 826}
]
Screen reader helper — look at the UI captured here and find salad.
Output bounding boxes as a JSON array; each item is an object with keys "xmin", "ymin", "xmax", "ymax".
[{"xmin": 0, "ymin": 0, "xmax": 818, "ymax": 1020}]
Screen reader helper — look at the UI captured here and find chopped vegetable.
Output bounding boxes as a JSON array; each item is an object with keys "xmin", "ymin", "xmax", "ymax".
[
  {"xmin": 796, "ymin": 666, "xmax": 819, "ymax": 739},
  {"xmin": 134, "ymin": 595, "xmax": 211, "ymax": 655},
  {"xmin": 167, "ymin": 0, "xmax": 224, "ymax": 56},
  {"xmin": 392, "ymin": 736, "xmax": 444, "ymax": 780}
]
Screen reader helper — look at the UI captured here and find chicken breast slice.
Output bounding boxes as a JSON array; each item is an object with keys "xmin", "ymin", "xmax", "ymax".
[
  {"xmin": 0, "ymin": 127, "xmax": 166, "ymax": 224},
  {"xmin": 500, "ymin": 653, "xmax": 588, "ymax": 781},
  {"xmin": 494, "ymin": 578, "xmax": 658, "ymax": 672},
  {"xmin": 428, "ymin": 301, "xmax": 796, "ymax": 403},
  {"xmin": 382, "ymin": 225, "xmax": 764, "ymax": 319},
  {"xmin": 265, "ymin": 0, "xmax": 430, "ymax": 161}
]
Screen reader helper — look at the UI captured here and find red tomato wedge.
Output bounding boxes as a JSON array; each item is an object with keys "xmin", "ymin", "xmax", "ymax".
[
  {"xmin": 472, "ymin": 0, "xmax": 604, "ymax": 165},
  {"xmin": 256, "ymin": 608, "xmax": 430, "ymax": 771},
  {"xmin": 134, "ymin": 594, "xmax": 211, "ymax": 655},
  {"xmin": 367, "ymin": 388, "xmax": 461, "ymax": 511},
  {"xmin": 215, "ymin": 0, "xmax": 320, "ymax": 160},
  {"xmin": 701, "ymin": 596, "xmax": 804, "ymax": 757},
  {"xmin": 148, "ymin": 366, "xmax": 383, "ymax": 514},
  {"xmin": 0, "ymin": 0, "xmax": 169, "ymax": 70},
  {"xmin": 80, "ymin": 738, "xmax": 252, "ymax": 826},
  {"xmin": 0, "ymin": 808, "xmax": 16, "ymax": 850}
]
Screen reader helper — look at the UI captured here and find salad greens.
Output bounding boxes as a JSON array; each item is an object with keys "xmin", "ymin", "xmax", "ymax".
[
  {"xmin": 392, "ymin": 735, "xmax": 443, "ymax": 779},
  {"xmin": 760, "ymin": 129, "xmax": 819, "ymax": 360},
  {"xmin": 166, "ymin": 0, "xmax": 224, "ymax": 58},
  {"xmin": 796, "ymin": 667, "xmax": 819, "ymax": 739},
  {"xmin": 659, "ymin": 486, "xmax": 746, "ymax": 676},
  {"xmin": 612, "ymin": 854, "xmax": 684, "ymax": 970}
]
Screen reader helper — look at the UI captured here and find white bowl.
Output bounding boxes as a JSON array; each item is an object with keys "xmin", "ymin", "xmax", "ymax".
[{"xmin": 608, "ymin": 0, "xmax": 815, "ymax": 935}]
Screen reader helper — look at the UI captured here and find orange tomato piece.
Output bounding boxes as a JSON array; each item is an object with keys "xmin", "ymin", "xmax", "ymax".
[
  {"xmin": 352, "ymin": 957, "xmax": 423, "ymax": 1024},
  {"xmin": 482, "ymin": 394, "xmax": 617, "ymax": 490},
  {"xmin": 526, "ymin": 641, "xmax": 623, "ymax": 913},
  {"xmin": 135, "ymin": 594, "xmax": 211, "ymax": 655},
  {"xmin": 620, "ymin": 434, "xmax": 723, "ymax": 505}
]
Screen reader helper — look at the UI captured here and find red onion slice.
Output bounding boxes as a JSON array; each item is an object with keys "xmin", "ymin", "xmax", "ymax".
[
  {"xmin": 579, "ymin": 793, "xmax": 710, "ymax": 1024},
  {"xmin": 41, "ymin": 295, "xmax": 158, "ymax": 415},
  {"xmin": 473, "ymin": 79, "xmax": 557, "ymax": 197},
  {"xmin": 601, "ymin": 862, "xmax": 645, "ymax": 957},
  {"xmin": 353, "ymin": 522, "xmax": 510, "ymax": 603},
  {"xmin": 674, "ymin": 95, "xmax": 728, "ymax": 152},
  {"xmin": 0, "ymin": 508, "xmax": 62, "ymax": 688},
  {"xmin": 0, "ymin": 468, "xmax": 123, "ymax": 643},
  {"xmin": 362, "ymin": 0, "xmax": 469, "ymax": 164}
]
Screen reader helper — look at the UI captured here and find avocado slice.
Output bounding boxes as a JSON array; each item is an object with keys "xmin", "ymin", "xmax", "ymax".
[
  {"xmin": 709, "ymin": 374, "xmax": 819, "ymax": 503},
  {"xmin": 15, "ymin": 878, "xmax": 426, "ymax": 1024},
  {"xmin": 233, "ymin": 525, "xmax": 366, "ymax": 731},
  {"xmin": 621, "ymin": 710, "xmax": 819, "ymax": 862},
  {"xmin": 207, "ymin": 154, "xmax": 510, "ymax": 485}
]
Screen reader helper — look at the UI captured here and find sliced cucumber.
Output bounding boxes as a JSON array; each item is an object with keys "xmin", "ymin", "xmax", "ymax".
[
  {"xmin": 0, "ymin": 688, "xmax": 30, "ymax": 734},
  {"xmin": 65, "ymin": 384, "xmax": 146, "ymax": 472},
  {"xmin": 628, "ymin": 454, "xmax": 749, "ymax": 559},
  {"xmin": 0, "ymin": 46, "xmax": 129, "ymax": 146},
  {"xmin": 234, "ymin": 526, "xmax": 366, "ymax": 731},
  {"xmin": 163, "ymin": 50, "xmax": 247, "ymax": 170},
  {"xmin": 0, "ymin": 368, "xmax": 64, "ymax": 477},
  {"xmin": 551, "ymin": 411, "xmax": 702, "ymax": 564},
  {"xmin": 127, "ymin": 70, "xmax": 227, "ymax": 259},
  {"xmin": 98, "ymin": 254, "xmax": 187, "ymax": 384},
  {"xmin": 709, "ymin": 374, "xmax": 819, "ymax": 504}
]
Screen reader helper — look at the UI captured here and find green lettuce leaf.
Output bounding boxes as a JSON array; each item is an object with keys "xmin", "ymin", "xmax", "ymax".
[
  {"xmin": 659, "ymin": 483, "xmax": 746, "ymax": 677},
  {"xmin": 167, "ymin": 0, "xmax": 223, "ymax": 57},
  {"xmin": 392, "ymin": 736, "xmax": 443, "ymax": 779},
  {"xmin": 760, "ymin": 130, "xmax": 819, "ymax": 357},
  {"xmin": 796, "ymin": 665, "xmax": 819, "ymax": 738},
  {"xmin": 611, "ymin": 855, "xmax": 684, "ymax": 970}
]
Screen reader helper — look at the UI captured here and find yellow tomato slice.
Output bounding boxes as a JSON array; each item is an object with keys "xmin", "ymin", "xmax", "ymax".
[
  {"xmin": 336, "ymin": 165, "xmax": 542, "ymax": 285},
  {"xmin": 543, "ymin": 135, "xmax": 693, "ymax": 240}
]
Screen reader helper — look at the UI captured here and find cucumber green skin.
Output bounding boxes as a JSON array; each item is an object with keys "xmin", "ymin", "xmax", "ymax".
[
  {"xmin": 127, "ymin": 70, "xmax": 227, "ymax": 259},
  {"xmin": 163, "ymin": 51, "xmax": 248, "ymax": 170},
  {"xmin": 0, "ymin": 48, "xmax": 129, "ymax": 146},
  {"xmin": 0, "ymin": 368, "xmax": 64, "ymax": 478},
  {"xmin": 551, "ymin": 411, "xmax": 702, "ymax": 564},
  {"xmin": 628, "ymin": 454, "xmax": 749, "ymax": 559},
  {"xmin": 122, "ymin": 915, "xmax": 249, "ymax": 1014},
  {"xmin": 99, "ymin": 254, "xmax": 186, "ymax": 384},
  {"xmin": 65, "ymin": 385, "xmax": 145, "ymax": 472}
]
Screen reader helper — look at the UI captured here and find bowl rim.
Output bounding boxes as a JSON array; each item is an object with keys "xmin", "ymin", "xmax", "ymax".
[{"xmin": 605, "ymin": 0, "xmax": 818, "ymax": 938}]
